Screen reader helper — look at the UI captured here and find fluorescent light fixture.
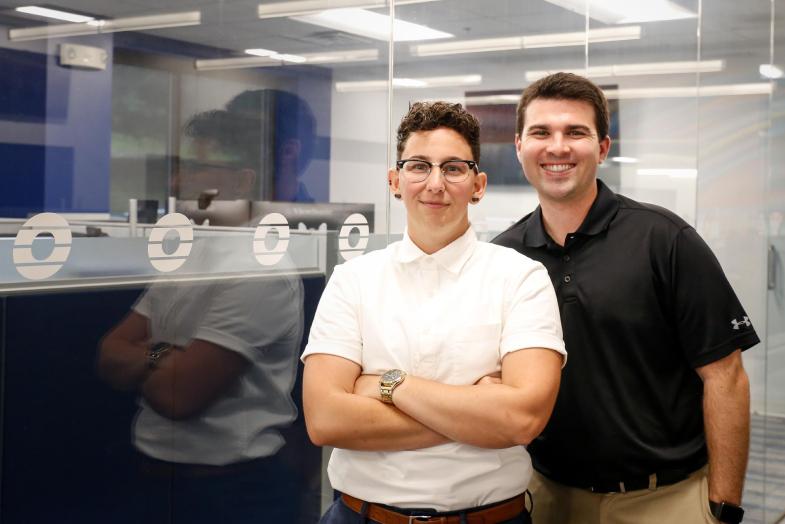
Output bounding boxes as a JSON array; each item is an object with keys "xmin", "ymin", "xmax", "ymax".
[
  {"xmin": 524, "ymin": 26, "xmax": 641, "ymax": 48},
  {"xmin": 244, "ymin": 48, "xmax": 306, "ymax": 62},
  {"xmin": 15, "ymin": 6, "xmax": 94, "ymax": 23},
  {"xmin": 638, "ymin": 168, "xmax": 697, "ymax": 178},
  {"xmin": 603, "ymin": 83, "xmax": 774, "ymax": 99},
  {"xmin": 526, "ymin": 60, "xmax": 724, "ymax": 81},
  {"xmin": 411, "ymin": 26, "xmax": 640, "ymax": 56},
  {"xmin": 544, "ymin": 0, "xmax": 696, "ymax": 24},
  {"xmin": 9, "ymin": 10, "xmax": 201, "ymax": 42},
  {"xmin": 760, "ymin": 64, "xmax": 784, "ymax": 79},
  {"xmin": 196, "ymin": 48, "xmax": 378, "ymax": 70},
  {"xmin": 258, "ymin": 0, "xmax": 439, "ymax": 19},
  {"xmin": 272, "ymin": 53, "xmax": 307, "ymax": 63},
  {"xmin": 463, "ymin": 94, "xmax": 520, "ymax": 105},
  {"xmin": 335, "ymin": 74, "xmax": 482, "ymax": 92},
  {"xmin": 245, "ymin": 48, "xmax": 276, "ymax": 57},
  {"xmin": 612, "ymin": 156, "xmax": 638, "ymax": 163},
  {"xmin": 293, "ymin": 8, "xmax": 451, "ymax": 42}
]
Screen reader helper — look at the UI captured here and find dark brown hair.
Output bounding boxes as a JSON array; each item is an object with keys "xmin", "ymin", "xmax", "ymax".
[
  {"xmin": 516, "ymin": 72, "xmax": 610, "ymax": 140},
  {"xmin": 396, "ymin": 101, "xmax": 481, "ymax": 162}
]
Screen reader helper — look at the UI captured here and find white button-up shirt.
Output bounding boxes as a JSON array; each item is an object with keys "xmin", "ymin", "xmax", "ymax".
[{"xmin": 302, "ymin": 227, "xmax": 565, "ymax": 510}]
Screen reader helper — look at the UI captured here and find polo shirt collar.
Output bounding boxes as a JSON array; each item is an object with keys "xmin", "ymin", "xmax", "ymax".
[
  {"xmin": 397, "ymin": 226, "xmax": 477, "ymax": 275},
  {"xmin": 523, "ymin": 179, "xmax": 620, "ymax": 248}
]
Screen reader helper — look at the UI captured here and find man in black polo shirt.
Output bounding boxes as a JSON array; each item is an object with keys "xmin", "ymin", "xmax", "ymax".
[{"xmin": 492, "ymin": 72, "xmax": 759, "ymax": 524}]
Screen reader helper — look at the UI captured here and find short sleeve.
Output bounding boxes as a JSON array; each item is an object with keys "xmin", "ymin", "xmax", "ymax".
[
  {"xmin": 194, "ymin": 275, "xmax": 304, "ymax": 362},
  {"xmin": 301, "ymin": 263, "xmax": 363, "ymax": 365},
  {"xmin": 500, "ymin": 260, "xmax": 567, "ymax": 364},
  {"xmin": 672, "ymin": 227, "xmax": 760, "ymax": 368}
]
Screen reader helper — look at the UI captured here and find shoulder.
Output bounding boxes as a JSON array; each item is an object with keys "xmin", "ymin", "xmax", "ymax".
[
  {"xmin": 491, "ymin": 212, "xmax": 535, "ymax": 249},
  {"xmin": 615, "ymin": 193, "xmax": 690, "ymax": 231},
  {"xmin": 474, "ymin": 241, "xmax": 548, "ymax": 277},
  {"xmin": 331, "ymin": 241, "xmax": 398, "ymax": 280}
]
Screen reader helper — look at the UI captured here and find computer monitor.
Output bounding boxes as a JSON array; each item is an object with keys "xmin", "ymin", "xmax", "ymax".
[{"xmin": 176, "ymin": 199, "xmax": 252, "ymax": 226}]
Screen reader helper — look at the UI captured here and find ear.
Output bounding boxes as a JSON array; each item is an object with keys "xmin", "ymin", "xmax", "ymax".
[
  {"xmin": 388, "ymin": 167, "xmax": 401, "ymax": 198},
  {"xmin": 472, "ymin": 171, "xmax": 488, "ymax": 203},
  {"xmin": 598, "ymin": 135, "xmax": 611, "ymax": 163},
  {"xmin": 514, "ymin": 133, "xmax": 524, "ymax": 162}
]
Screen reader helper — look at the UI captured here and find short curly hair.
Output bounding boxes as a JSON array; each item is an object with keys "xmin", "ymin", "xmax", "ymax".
[
  {"xmin": 516, "ymin": 72, "xmax": 610, "ymax": 140},
  {"xmin": 396, "ymin": 101, "xmax": 481, "ymax": 162}
]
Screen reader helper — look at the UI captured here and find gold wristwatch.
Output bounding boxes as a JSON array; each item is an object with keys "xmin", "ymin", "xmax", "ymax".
[{"xmin": 379, "ymin": 369, "xmax": 406, "ymax": 404}]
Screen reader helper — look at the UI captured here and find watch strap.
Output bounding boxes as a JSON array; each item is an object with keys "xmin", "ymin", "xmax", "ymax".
[{"xmin": 709, "ymin": 500, "xmax": 744, "ymax": 524}]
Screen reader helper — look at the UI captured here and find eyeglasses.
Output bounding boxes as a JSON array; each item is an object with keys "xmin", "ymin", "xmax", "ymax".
[{"xmin": 396, "ymin": 159, "xmax": 478, "ymax": 183}]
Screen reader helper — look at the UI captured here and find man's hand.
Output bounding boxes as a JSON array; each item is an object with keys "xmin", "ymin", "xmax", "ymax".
[{"xmin": 354, "ymin": 374, "xmax": 381, "ymax": 400}]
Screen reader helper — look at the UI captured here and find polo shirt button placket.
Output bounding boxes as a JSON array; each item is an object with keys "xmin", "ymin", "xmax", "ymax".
[{"xmin": 564, "ymin": 274, "xmax": 572, "ymax": 283}]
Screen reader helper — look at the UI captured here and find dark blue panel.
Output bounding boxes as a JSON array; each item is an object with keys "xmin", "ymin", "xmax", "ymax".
[
  {"xmin": 0, "ymin": 47, "xmax": 69, "ymax": 122},
  {"xmin": 0, "ymin": 143, "xmax": 73, "ymax": 217}
]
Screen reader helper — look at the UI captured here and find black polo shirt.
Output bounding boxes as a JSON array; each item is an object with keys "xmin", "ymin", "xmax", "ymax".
[{"xmin": 492, "ymin": 180, "xmax": 759, "ymax": 486}]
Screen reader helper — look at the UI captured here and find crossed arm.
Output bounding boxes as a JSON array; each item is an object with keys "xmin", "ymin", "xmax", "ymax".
[
  {"xmin": 696, "ymin": 349, "xmax": 750, "ymax": 506},
  {"xmin": 303, "ymin": 348, "xmax": 562, "ymax": 451},
  {"xmin": 98, "ymin": 311, "xmax": 249, "ymax": 420}
]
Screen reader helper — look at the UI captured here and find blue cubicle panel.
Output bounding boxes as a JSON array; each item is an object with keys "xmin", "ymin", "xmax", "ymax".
[{"xmin": 0, "ymin": 274, "xmax": 324, "ymax": 523}]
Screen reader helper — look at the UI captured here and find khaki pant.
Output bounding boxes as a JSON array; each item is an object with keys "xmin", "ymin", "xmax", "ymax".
[{"xmin": 528, "ymin": 467, "xmax": 720, "ymax": 524}]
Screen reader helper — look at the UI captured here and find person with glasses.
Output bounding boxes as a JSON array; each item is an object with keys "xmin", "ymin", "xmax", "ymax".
[{"xmin": 302, "ymin": 101, "xmax": 566, "ymax": 524}]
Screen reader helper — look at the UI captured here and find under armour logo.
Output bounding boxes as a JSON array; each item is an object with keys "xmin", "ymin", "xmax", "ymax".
[{"xmin": 731, "ymin": 316, "xmax": 751, "ymax": 330}]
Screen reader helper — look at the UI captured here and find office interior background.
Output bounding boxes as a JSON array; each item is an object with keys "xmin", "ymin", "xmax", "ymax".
[{"xmin": 0, "ymin": 0, "xmax": 783, "ymax": 522}]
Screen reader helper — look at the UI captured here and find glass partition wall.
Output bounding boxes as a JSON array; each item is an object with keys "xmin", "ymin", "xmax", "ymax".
[{"xmin": 0, "ymin": 0, "xmax": 783, "ymax": 522}]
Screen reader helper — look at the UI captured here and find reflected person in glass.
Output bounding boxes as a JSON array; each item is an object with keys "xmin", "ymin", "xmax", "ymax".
[
  {"xmin": 302, "ymin": 101, "xmax": 567, "ymax": 524},
  {"xmin": 98, "ymin": 104, "xmax": 306, "ymax": 523},
  {"xmin": 492, "ymin": 72, "xmax": 758, "ymax": 524}
]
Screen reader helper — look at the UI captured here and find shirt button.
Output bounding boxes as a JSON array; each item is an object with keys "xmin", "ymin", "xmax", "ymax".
[
  {"xmin": 564, "ymin": 275, "xmax": 572, "ymax": 283},
  {"xmin": 563, "ymin": 255, "xmax": 571, "ymax": 262}
]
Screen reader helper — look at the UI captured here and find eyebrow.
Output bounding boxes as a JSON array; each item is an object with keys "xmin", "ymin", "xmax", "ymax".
[
  {"xmin": 526, "ymin": 124, "xmax": 593, "ymax": 133},
  {"xmin": 404, "ymin": 155, "xmax": 467, "ymax": 161}
]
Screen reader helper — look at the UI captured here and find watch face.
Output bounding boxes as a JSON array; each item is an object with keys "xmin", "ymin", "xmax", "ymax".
[{"xmin": 381, "ymin": 369, "xmax": 404, "ymax": 385}]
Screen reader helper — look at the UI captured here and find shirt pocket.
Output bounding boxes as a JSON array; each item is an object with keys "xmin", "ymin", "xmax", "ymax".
[{"xmin": 444, "ymin": 323, "xmax": 502, "ymax": 385}]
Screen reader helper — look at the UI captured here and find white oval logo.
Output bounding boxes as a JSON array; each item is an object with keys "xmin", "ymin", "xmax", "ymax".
[
  {"xmin": 147, "ymin": 213, "xmax": 193, "ymax": 272},
  {"xmin": 338, "ymin": 213, "xmax": 370, "ymax": 261},
  {"xmin": 253, "ymin": 213, "xmax": 290, "ymax": 266},
  {"xmin": 13, "ymin": 213, "xmax": 72, "ymax": 280}
]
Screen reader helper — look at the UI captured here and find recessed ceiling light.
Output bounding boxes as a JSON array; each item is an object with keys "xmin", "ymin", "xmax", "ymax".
[
  {"xmin": 293, "ymin": 8, "xmax": 451, "ymax": 42},
  {"xmin": 759, "ymin": 64, "xmax": 784, "ymax": 79},
  {"xmin": 258, "ymin": 0, "xmax": 440, "ymax": 19},
  {"xmin": 544, "ymin": 0, "xmax": 696, "ymax": 24}
]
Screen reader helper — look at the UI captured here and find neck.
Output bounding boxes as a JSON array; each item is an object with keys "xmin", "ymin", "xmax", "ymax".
[
  {"xmin": 408, "ymin": 221, "xmax": 469, "ymax": 255},
  {"xmin": 539, "ymin": 185, "xmax": 597, "ymax": 247}
]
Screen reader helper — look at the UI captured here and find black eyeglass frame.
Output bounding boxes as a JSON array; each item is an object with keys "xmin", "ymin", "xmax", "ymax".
[{"xmin": 395, "ymin": 159, "xmax": 479, "ymax": 183}]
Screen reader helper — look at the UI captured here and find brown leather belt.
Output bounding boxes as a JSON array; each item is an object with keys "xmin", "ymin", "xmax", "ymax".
[{"xmin": 341, "ymin": 493, "xmax": 526, "ymax": 524}]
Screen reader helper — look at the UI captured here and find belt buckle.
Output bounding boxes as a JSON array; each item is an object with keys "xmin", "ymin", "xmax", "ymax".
[{"xmin": 408, "ymin": 516, "xmax": 441, "ymax": 523}]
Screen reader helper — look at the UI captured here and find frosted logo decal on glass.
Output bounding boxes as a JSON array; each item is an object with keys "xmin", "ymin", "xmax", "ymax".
[
  {"xmin": 253, "ymin": 213, "xmax": 290, "ymax": 266},
  {"xmin": 13, "ymin": 213, "xmax": 72, "ymax": 280},
  {"xmin": 338, "ymin": 213, "xmax": 369, "ymax": 261},
  {"xmin": 148, "ymin": 213, "xmax": 193, "ymax": 272}
]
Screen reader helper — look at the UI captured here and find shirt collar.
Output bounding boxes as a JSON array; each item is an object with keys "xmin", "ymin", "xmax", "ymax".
[
  {"xmin": 396, "ymin": 226, "xmax": 478, "ymax": 275},
  {"xmin": 523, "ymin": 179, "xmax": 620, "ymax": 248}
]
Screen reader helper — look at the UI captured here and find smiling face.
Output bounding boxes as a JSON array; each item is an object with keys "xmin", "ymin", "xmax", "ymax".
[
  {"xmin": 516, "ymin": 98, "xmax": 610, "ymax": 208},
  {"xmin": 389, "ymin": 127, "xmax": 487, "ymax": 254}
]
